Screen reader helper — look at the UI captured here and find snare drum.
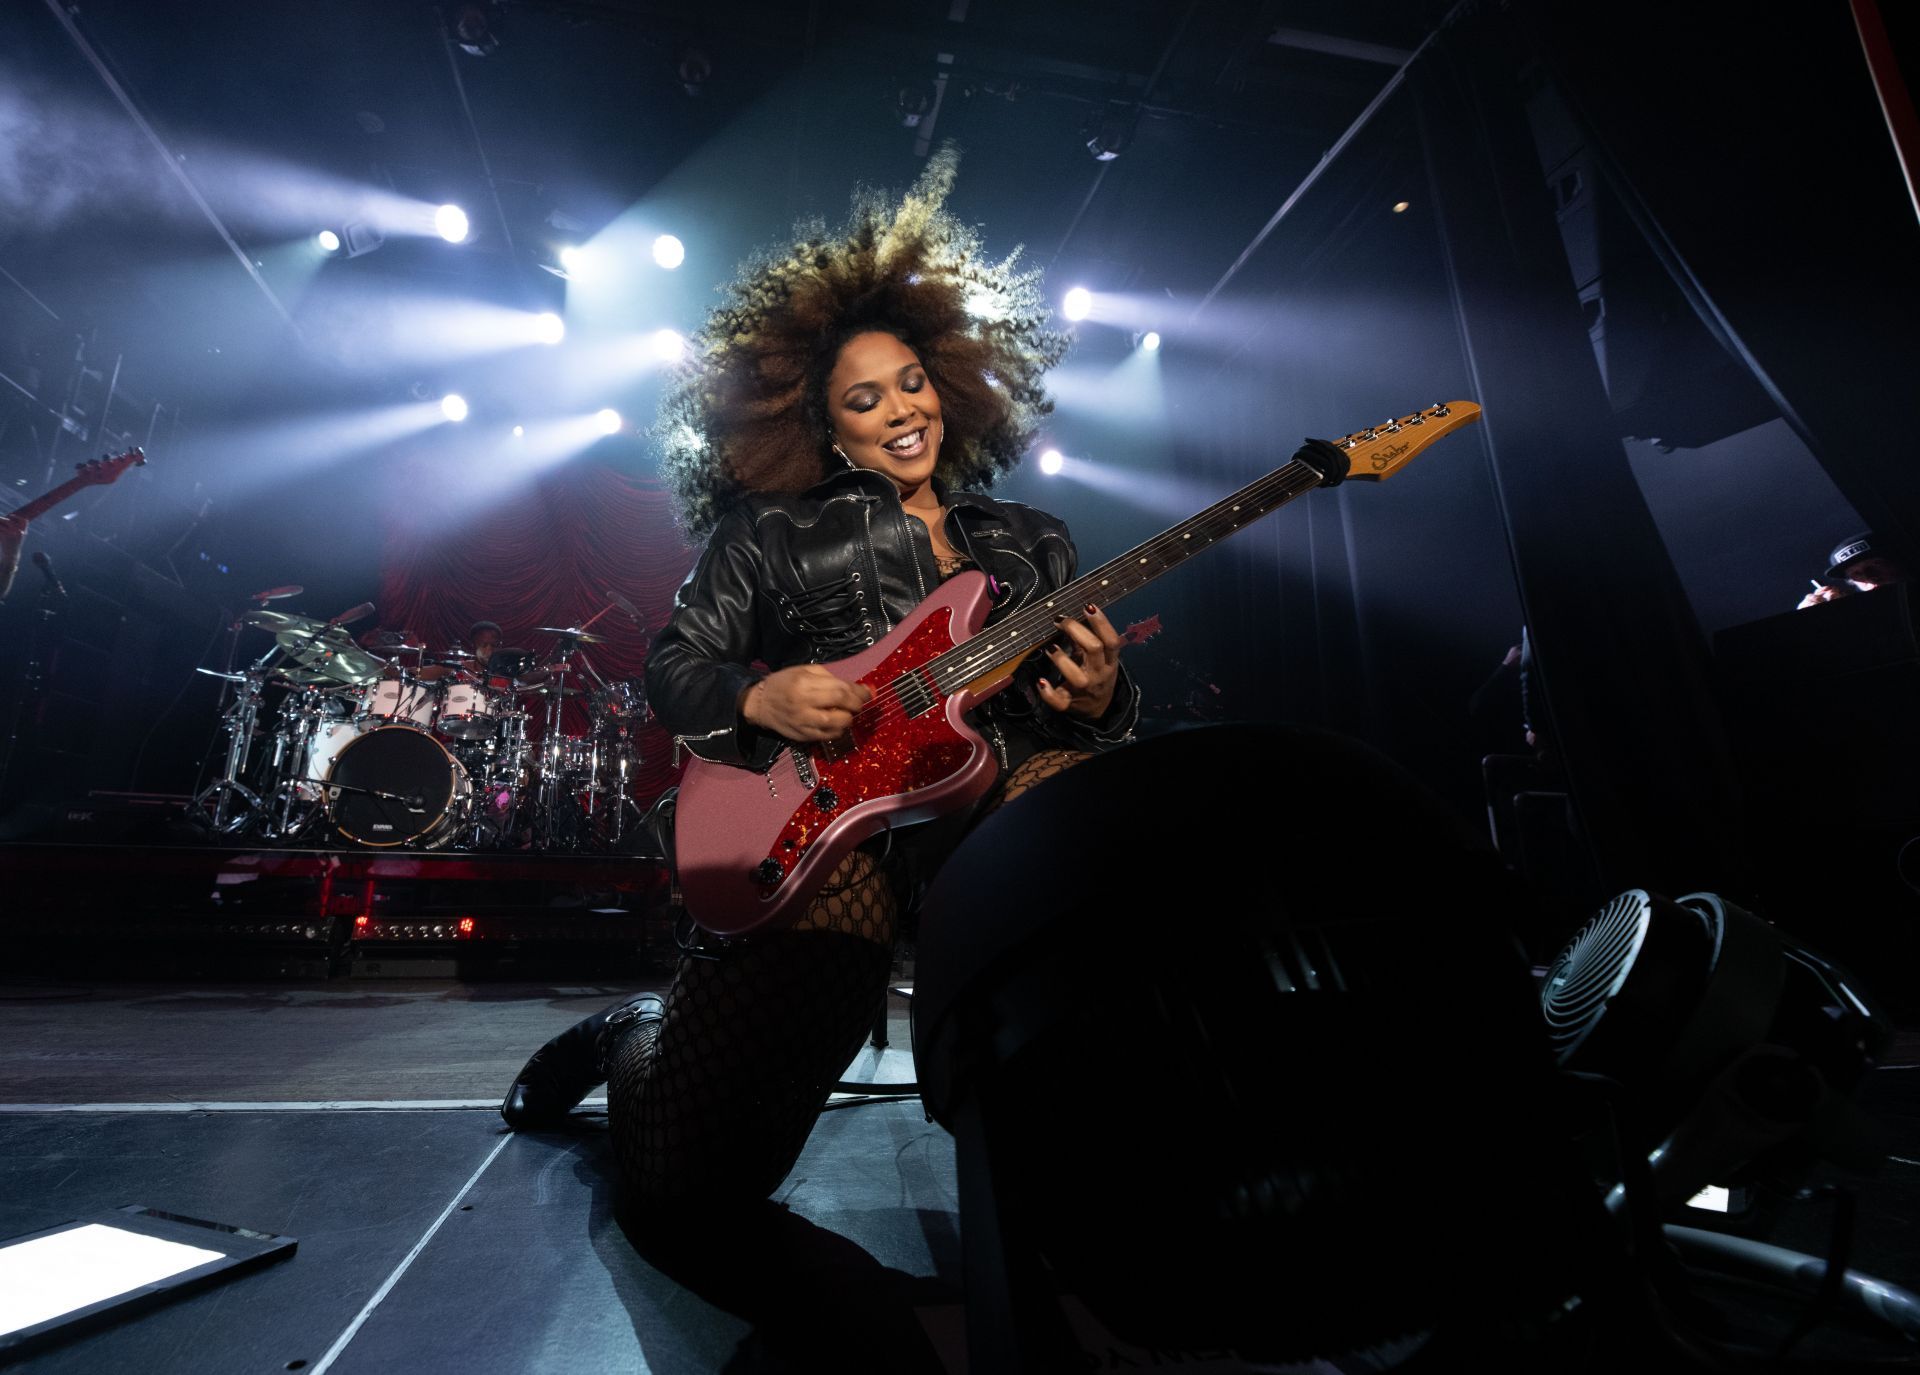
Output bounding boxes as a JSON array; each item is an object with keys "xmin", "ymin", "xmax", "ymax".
[
  {"xmin": 436, "ymin": 679, "xmax": 501, "ymax": 741},
  {"xmin": 358, "ymin": 676, "xmax": 438, "ymax": 726}
]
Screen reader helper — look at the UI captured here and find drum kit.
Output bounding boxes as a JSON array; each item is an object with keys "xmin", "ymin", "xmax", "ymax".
[{"xmin": 189, "ymin": 586, "xmax": 651, "ymax": 851}]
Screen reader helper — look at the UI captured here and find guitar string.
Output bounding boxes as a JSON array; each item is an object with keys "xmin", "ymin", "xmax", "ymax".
[
  {"xmin": 905, "ymin": 405, "xmax": 1461, "ymax": 702},
  {"xmin": 820, "ymin": 406, "xmax": 1458, "ymax": 742},
  {"xmin": 830, "ymin": 460, "xmax": 1327, "ymax": 741},
  {"xmin": 835, "ymin": 461, "xmax": 1322, "ymax": 739}
]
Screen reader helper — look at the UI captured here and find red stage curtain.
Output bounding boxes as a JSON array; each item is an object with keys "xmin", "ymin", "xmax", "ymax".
[{"xmin": 378, "ymin": 463, "xmax": 698, "ymax": 802}]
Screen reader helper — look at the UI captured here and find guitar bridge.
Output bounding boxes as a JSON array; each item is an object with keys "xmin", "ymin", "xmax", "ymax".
[{"xmin": 789, "ymin": 747, "xmax": 818, "ymax": 789}]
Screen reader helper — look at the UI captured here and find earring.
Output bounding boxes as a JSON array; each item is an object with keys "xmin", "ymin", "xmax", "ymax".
[{"xmin": 831, "ymin": 442, "xmax": 854, "ymax": 469}]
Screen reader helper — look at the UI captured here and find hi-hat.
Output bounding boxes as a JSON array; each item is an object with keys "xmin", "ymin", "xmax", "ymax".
[
  {"xmin": 249, "ymin": 584, "xmax": 303, "ymax": 602},
  {"xmin": 363, "ymin": 629, "xmax": 420, "ymax": 651},
  {"xmin": 536, "ymin": 625, "xmax": 609, "ymax": 644}
]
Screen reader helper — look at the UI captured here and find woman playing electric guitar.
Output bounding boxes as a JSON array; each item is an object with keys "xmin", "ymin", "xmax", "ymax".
[{"xmin": 496, "ymin": 150, "xmax": 1143, "ymax": 1213}]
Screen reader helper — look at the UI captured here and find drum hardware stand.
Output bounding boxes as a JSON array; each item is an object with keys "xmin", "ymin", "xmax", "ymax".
[
  {"xmin": 601, "ymin": 725, "xmax": 646, "ymax": 851},
  {"xmin": 530, "ymin": 651, "xmax": 576, "ymax": 852},
  {"xmin": 187, "ymin": 652, "xmax": 277, "ymax": 834},
  {"xmin": 258, "ymin": 684, "xmax": 339, "ymax": 842}
]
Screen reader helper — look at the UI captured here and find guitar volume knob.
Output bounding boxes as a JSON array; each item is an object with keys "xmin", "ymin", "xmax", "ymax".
[
  {"xmin": 814, "ymin": 787, "xmax": 838, "ymax": 811},
  {"xmin": 752, "ymin": 858, "xmax": 784, "ymax": 885}
]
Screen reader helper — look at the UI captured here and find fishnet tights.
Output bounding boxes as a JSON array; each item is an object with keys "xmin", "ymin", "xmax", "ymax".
[{"xmin": 607, "ymin": 747, "xmax": 1089, "ymax": 1213}]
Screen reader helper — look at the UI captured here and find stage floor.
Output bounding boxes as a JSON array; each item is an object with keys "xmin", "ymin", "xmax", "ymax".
[{"xmin": 2, "ymin": 979, "xmax": 1918, "ymax": 1372}]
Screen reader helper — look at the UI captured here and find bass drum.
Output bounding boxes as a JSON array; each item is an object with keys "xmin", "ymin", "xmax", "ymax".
[{"xmin": 325, "ymin": 724, "xmax": 471, "ymax": 848}]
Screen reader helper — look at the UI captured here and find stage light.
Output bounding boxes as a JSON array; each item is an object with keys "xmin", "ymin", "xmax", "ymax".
[
  {"xmin": 678, "ymin": 45, "xmax": 712, "ymax": 97},
  {"xmin": 441, "ymin": 393, "xmax": 470, "ymax": 423},
  {"xmin": 1392, "ymin": 201, "xmax": 1411, "ymax": 214},
  {"xmin": 897, "ymin": 78, "xmax": 937, "ymax": 128},
  {"xmin": 1039, "ymin": 448, "xmax": 1064, "ymax": 475},
  {"xmin": 558, "ymin": 245, "xmax": 586, "ymax": 275},
  {"xmin": 533, "ymin": 311, "xmax": 565, "ymax": 345},
  {"xmin": 454, "ymin": 2, "xmax": 502, "ymax": 56},
  {"xmin": 1140, "ymin": 331, "xmax": 1161, "ymax": 352},
  {"xmin": 652, "ymin": 234, "xmax": 685, "ymax": 270},
  {"xmin": 1084, "ymin": 102, "xmax": 1138, "ymax": 162},
  {"xmin": 650, "ymin": 328, "xmax": 687, "ymax": 363},
  {"xmin": 1062, "ymin": 287, "xmax": 1092, "ymax": 322},
  {"xmin": 511, "ymin": 425, "xmax": 524, "ymax": 437},
  {"xmin": 435, "ymin": 204, "xmax": 471, "ymax": 243},
  {"xmin": 316, "ymin": 230, "xmax": 341, "ymax": 253},
  {"xmin": 343, "ymin": 221, "xmax": 385, "ymax": 258},
  {"xmin": 595, "ymin": 408, "xmax": 623, "ymax": 435}
]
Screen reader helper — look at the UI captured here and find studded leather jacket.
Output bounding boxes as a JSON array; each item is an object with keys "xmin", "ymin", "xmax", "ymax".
[{"xmin": 646, "ymin": 465, "xmax": 1139, "ymax": 772}]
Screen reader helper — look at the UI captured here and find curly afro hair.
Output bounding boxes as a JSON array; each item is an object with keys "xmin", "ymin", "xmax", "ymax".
[{"xmin": 656, "ymin": 146, "xmax": 1068, "ymax": 538}]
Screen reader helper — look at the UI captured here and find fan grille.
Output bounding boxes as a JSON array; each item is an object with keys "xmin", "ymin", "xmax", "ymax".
[{"xmin": 1541, "ymin": 889, "xmax": 1653, "ymax": 1060}]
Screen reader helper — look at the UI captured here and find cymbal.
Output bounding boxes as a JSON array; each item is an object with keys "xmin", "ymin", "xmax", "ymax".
[
  {"xmin": 243, "ymin": 608, "xmax": 327, "ymax": 635},
  {"xmin": 438, "ymin": 647, "xmax": 478, "ymax": 661},
  {"xmin": 518, "ymin": 682, "xmax": 583, "ymax": 697},
  {"xmin": 271, "ymin": 668, "xmax": 342, "ymax": 687},
  {"xmin": 362, "ymin": 629, "xmax": 419, "ymax": 651},
  {"xmin": 536, "ymin": 625, "xmax": 609, "ymax": 644},
  {"xmin": 281, "ymin": 631, "xmax": 384, "ymax": 685},
  {"xmin": 249, "ymin": 584, "xmax": 303, "ymax": 602}
]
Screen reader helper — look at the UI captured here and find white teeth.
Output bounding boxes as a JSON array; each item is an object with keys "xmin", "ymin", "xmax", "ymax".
[{"xmin": 885, "ymin": 428, "xmax": 926, "ymax": 453}]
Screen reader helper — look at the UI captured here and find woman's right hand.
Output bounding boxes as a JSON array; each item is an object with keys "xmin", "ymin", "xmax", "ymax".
[{"xmin": 740, "ymin": 665, "xmax": 874, "ymax": 742}]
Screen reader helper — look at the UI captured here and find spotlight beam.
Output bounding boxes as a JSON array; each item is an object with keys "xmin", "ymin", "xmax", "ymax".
[{"xmin": 41, "ymin": 0, "xmax": 296, "ymax": 330}]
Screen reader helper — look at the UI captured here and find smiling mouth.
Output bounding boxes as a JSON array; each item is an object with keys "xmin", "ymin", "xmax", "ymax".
[{"xmin": 881, "ymin": 427, "xmax": 928, "ymax": 458}]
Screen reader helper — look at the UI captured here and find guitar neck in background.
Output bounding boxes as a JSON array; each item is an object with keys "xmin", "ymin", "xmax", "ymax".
[{"xmin": 12, "ymin": 475, "xmax": 96, "ymax": 523}]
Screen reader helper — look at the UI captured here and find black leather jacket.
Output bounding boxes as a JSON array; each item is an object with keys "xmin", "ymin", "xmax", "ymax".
[{"xmin": 646, "ymin": 465, "xmax": 1139, "ymax": 772}]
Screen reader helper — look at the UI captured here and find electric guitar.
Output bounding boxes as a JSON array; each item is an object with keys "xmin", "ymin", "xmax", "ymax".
[
  {"xmin": 5, "ymin": 448, "xmax": 146, "ymax": 524},
  {"xmin": 676, "ymin": 403, "xmax": 1481, "ymax": 936}
]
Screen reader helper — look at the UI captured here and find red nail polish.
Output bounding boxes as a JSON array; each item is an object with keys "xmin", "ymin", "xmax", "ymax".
[{"xmin": 1086, "ymin": 603, "xmax": 1098, "ymax": 615}]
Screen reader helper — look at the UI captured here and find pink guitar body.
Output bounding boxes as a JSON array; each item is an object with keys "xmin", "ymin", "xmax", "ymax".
[{"xmin": 674, "ymin": 569, "xmax": 1007, "ymax": 938}]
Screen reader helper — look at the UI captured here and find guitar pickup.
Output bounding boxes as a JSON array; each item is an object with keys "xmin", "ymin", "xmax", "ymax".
[{"xmin": 894, "ymin": 669, "xmax": 939, "ymax": 719}]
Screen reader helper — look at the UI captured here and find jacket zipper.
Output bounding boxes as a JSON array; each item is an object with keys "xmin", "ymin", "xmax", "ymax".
[{"xmin": 861, "ymin": 501, "xmax": 892, "ymax": 632}]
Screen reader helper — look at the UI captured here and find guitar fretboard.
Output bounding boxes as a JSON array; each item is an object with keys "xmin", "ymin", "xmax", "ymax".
[{"xmin": 923, "ymin": 456, "xmax": 1328, "ymax": 694}]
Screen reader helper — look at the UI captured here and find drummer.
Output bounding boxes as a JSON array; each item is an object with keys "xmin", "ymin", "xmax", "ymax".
[
  {"xmin": 399, "ymin": 620, "xmax": 508, "ymax": 684},
  {"xmin": 467, "ymin": 620, "xmax": 503, "ymax": 674}
]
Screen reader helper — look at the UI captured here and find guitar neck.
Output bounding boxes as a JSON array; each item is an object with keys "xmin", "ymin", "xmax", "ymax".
[
  {"xmin": 12, "ymin": 474, "xmax": 94, "ymax": 523},
  {"xmin": 930, "ymin": 456, "xmax": 1328, "ymax": 694}
]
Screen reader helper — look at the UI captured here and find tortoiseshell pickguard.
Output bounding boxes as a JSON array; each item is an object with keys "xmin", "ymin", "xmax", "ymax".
[{"xmin": 755, "ymin": 607, "xmax": 976, "ymax": 894}]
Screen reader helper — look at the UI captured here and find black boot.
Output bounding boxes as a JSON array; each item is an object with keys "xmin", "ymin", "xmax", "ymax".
[{"xmin": 501, "ymin": 992, "xmax": 664, "ymax": 1129}]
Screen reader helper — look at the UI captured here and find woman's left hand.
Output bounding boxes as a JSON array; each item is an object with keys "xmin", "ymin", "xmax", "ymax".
[{"xmin": 1036, "ymin": 604, "xmax": 1122, "ymax": 719}]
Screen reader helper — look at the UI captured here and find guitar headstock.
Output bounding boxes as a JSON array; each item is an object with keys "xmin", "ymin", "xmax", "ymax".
[
  {"xmin": 75, "ymin": 447, "xmax": 146, "ymax": 487},
  {"xmin": 1121, "ymin": 614, "xmax": 1163, "ymax": 647},
  {"xmin": 1333, "ymin": 402, "xmax": 1480, "ymax": 482}
]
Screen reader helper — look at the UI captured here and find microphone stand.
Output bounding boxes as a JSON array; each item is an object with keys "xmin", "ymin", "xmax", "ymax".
[{"xmin": 0, "ymin": 577, "xmax": 64, "ymax": 811}]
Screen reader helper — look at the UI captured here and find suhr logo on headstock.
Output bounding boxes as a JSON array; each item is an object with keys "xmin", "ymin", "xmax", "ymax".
[{"xmin": 1369, "ymin": 442, "xmax": 1410, "ymax": 470}]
